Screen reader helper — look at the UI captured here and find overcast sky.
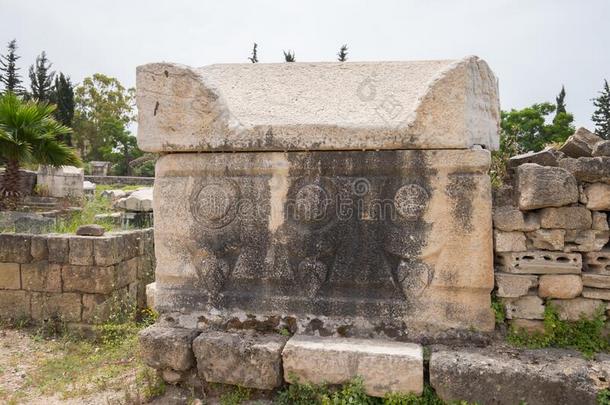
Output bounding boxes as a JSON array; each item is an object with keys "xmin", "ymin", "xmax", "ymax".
[{"xmin": 1, "ymin": 0, "xmax": 608, "ymax": 128}]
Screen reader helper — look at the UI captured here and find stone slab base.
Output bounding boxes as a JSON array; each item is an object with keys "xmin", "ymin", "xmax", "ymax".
[{"xmin": 282, "ymin": 335, "xmax": 423, "ymax": 397}]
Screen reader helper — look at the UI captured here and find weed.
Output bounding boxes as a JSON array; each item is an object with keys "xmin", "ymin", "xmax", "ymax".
[
  {"xmin": 598, "ymin": 389, "xmax": 610, "ymax": 405},
  {"xmin": 491, "ymin": 294, "xmax": 506, "ymax": 325},
  {"xmin": 220, "ymin": 385, "xmax": 251, "ymax": 405}
]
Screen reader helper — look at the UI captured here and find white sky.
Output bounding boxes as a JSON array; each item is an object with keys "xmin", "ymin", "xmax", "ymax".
[{"xmin": 1, "ymin": 0, "xmax": 608, "ymax": 128}]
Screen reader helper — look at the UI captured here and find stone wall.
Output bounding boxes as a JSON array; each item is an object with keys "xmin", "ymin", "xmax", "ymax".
[
  {"xmin": 494, "ymin": 130, "xmax": 610, "ymax": 328},
  {"xmin": 0, "ymin": 229, "xmax": 155, "ymax": 326},
  {"xmin": 0, "ymin": 169, "xmax": 37, "ymax": 196},
  {"xmin": 85, "ymin": 175, "xmax": 154, "ymax": 186}
]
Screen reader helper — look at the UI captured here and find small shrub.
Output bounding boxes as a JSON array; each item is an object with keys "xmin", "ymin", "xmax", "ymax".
[
  {"xmin": 219, "ymin": 386, "xmax": 251, "ymax": 405},
  {"xmin": 491, "ymin": 295, "xmax": 506, "ymax": 325},
  {"xmin": 598, "ymin": 389, "xmax": 610, "ymax": 405}
]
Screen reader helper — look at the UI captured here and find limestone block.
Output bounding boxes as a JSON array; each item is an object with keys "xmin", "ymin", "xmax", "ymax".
[
  {"xmin": 76, "ymin": 224, "xmax": 105, "ymax": 236},
  {"xmin": 139, "ymin": 325, "xmax": 199, "ymax": 371},
  {"xmin": 30, "ymin": 235, "xmax": 48, "ymax": 261},
  {"xmin": 93, "ymin": 235, "xmax": 124, "ymax": 266},
  {"xmin": 193, "ymin": 331, "xmax": 287, "ymax": 390},
  {"xmin": 14, "ymin": 216, "xmax": 54, "ymax": 234},
  {"xmin": 559, "ymin": 157, "xmax": 610, "ymax": 184},
  {"xmin": 564, "ymin": 230, "xmax": 609, "ymax": 252},
  {"xmin": 509, "ymin": 319, "xmax": 545, "ymax": 334},
  {"xmin": 538, "ymin": 275, "xmax": 582, "ymax": 299},
  {"xmin": 494, "ymin": 273, "xmax": 537, "ymax": 298},
  {"xmin": 0, "ymin": 234, "xmax": 31, "ymax": 263},
  {"xmin": 593, "ymin": 140, "xmax": 610, "ymax": 157},
  {"xmin": 118, "ymin": 231, "xmax": 141, "ymax": 260},
  {"xmin": 68, "ymin": 237, "xmax": 94, "ymax": 265},
  {"xmin": 0, "ymin": 290, "xmax": 29, "ymax": 319},
  {"xmin": 115, "ymin": 188, "xmax": 153, "ymax": 212},
  {"xmin": 582, "ymin": 287, "xmax": 610, "ymax": 301},
  {"xmin": 282, "ymin": 335, "xmax": 423, "ymax": 397},
  {"xmin": 137, "ymin": 57, "xmax": 500, "ymax": 153},
  {"xmin": 593, "ymin": 212, "xmax": 609, "ymax": 231},
  {"xmin": 526, "ymin": 229, "xmax": 565, "ymax": 250},
  {"xmin": 495, "ymin": 251, "xmax": 581, "ymax": 274},
  {"xmin": 559, "ymin": 127, "xmax": 603, "ymax": 158},
  {"xmin": 101, "ymin": 189, "xmax": 127, "ymax": 200},
  {"xmin": 493, "ymin": 206, "xmax": 539, "ymax": 232},
  {"xmin": 585, "ymin": 183, "xmax": 610, "ymax": 210},
  {"xmin": 146, "ymin": 282, "xmax": 156, "ymax": 309},
  {"xmin": 62, "ymin": 264, "xmax": 116, "ymax": 294},
  {"xmin": 550, "ymin": 298, "xmax": 604, "ymax": 321},
  {"xmin": 47, "ymin": 234, "xmax": 70, "ymax": 263},
  {"xmin": 89, "ymin": 161, "xmax": 111, "ymax": 176},
  {"xmin": 582, "ymin": 273, "xmax": 610, "ymax": 289},
  {"xmin": 30, "ymin": 292, "xmax": 82, "ymax": 322},
  {"xmin": 153, "ymin": 149, "xmax": 495, "ymax": 334},
  {"xmin": 539, "ymin": 207, "xmax": 592, "ymax": 230},
  {"xmin": 493, "ymin": 230, "xmax": 526, "ymax": 252},
  {"xmin": 584, "ymin": 250, "xmax": 610, "ymax": 273},
  {"xmin": 502, "ymin": 295, "xmax": 545, "ymax": 320},
  {"xmin": 82, "ymin": 294, "xmax": 112, "ymax": 324},
  {"xmin": 508, "ymin": 147, "xmax": 561, "ymax": 168},
  {"xmin": 37, "ymin": 165, "xmax": 84, "ymax": 198},
  {"xmin": 430, "ymin": 347, "xmax": 610, "ymax": 405},
  {"xmin": 21, "ymin": 261, "xmax": 61, "ymax": 292},
  {"xmin": 0, "ymin": 262, "xmax": 21, "ymax": 289},
  {"xmin": 516, "ymin": 164, "xmax": 578, "ymax": 210},
  {"xmin": 116, "ymin": 257, "xmax": 138, "ymax": 288}
]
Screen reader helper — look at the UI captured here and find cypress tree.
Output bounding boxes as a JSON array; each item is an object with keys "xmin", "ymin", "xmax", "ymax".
[
  {"xmin": 283, "ymin": 50, "xmax": 295, "ymax": 62},
  {"xmin": 592, "ymin": 79, "xmax": 610, "ymax": 140},
  {"xmin": 29, "ymin": 51, "xmax": 55, "ymax": 102},
  {"xmin": 248, "ymin": 43, "xmax": 258, "ymax": 63},
  {"xmin": 337, "ymin": 44, "xmax": 348, "ymax": 62},
  {"xmin": 50, "ymin": 73, "xmax": 75, "ymax": 145},
  {"xmin": 0, "ymin": 39, "xmax": 25, "ymax": 94},
  {"xmin": 555, "ymin": 85, "xmax": 566, "ymax": 115}
]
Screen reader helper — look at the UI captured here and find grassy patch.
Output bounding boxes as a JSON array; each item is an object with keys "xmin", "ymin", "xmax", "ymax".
[
  {"xmin": 508, "ymin": 304, "xmax": 608, "ymax": 358},
  {"xmin": 491, "ymin": 294, "xmax": 506, "ymax": 325}
]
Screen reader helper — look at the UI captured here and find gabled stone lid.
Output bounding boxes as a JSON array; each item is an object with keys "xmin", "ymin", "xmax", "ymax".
[{"xmin": 136, "ymin": 56, "xmax": 499, "ymax": 152}]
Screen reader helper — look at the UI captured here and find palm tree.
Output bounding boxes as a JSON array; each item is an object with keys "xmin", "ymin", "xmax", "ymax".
[{"xmin": 0, "ymin": 92, "xmax": 80, "ymax": 206}]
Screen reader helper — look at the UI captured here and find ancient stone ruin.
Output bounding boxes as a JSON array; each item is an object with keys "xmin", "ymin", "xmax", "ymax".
[{"xmin": 137, "ymin": 56, "xmax": 500, "ymax": 395}]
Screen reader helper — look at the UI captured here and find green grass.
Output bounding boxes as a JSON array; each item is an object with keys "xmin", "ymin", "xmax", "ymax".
[{"xmin": 491, "ymin": 294, "xmax": 506, "ymax": 325}]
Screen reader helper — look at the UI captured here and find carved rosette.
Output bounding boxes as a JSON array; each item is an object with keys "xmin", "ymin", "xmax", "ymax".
[
  {"xmin": 190, "ymin": 179, "xmax": 240, "ymax": 229},
  {"xmin": 393, "ymin": 183, "xmax": 429, "ymax": 222}
]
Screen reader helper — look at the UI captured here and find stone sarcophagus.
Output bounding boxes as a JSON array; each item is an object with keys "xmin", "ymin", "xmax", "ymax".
[{"xmin": 138, "ymin": 56, "xmax": 500, "ymax": 338}]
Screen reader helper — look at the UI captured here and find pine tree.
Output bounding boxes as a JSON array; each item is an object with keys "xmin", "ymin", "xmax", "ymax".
[
  {"xmin": 592, "ymin": 79, "xmax": 610, "ymax": 140},
  {"xmin": 0, "ymin": 39, "xmax": 24, "ymax": 94},
  {"xmin": 248, "ymin": 43, "xmax": 258, "ymax": 63},
  {"xmin": 337, "ymin": 44, "xmax": 348, "ymax": 62},
  {"xmin": 555, "ymin": 85, "xmax": 566, "ymax": 115},
  {"xmin": 283, "ymin": 50, "xmax": 295, "ymax": 62},
  {"xmin": 50, "ymin": 73, "xmax": 75, "ymax": 145},
  {"xmin": 29, "ymin": 51, "xmax": 55, "ymax": 102}
]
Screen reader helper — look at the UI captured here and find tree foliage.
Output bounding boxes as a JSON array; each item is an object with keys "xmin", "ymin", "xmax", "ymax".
[
  {"xmin": 337, "ymin": 44, "xmax": 348, "ymax": 62},
  {"xmin": 592, "ymin": 79, "xmax": 610, "ymax": 140},
  {"xmin": 49, "ymin": 73, "xmax": 75, "ymax": 145},
  {"xmin": 555, "ymin": 85, "xmax": 566, "ymax": 115},
  {"xmin": 0, "ymin": 39, "xmax": 25, "ymax": 95},
  {"xmin": 29, "ymin": 51, "xmax": 55, "ymax": 102},
  {"xmin": 283, "ymin": 50, "xmax": 295, "ymax": 62},
  {"xmin": 248, "ymin": 43, "xmax": 258, "ymax": 63}
]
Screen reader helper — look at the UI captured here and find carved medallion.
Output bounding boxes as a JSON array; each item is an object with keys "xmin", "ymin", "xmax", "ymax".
[
  {"xmin": 393, "ymin": 184, "xmax": 429, "ymax": 221},
  {"xmin": 190, "ymin": 180, "xmax": 240, "ymax": 228},
  {"xmin": 294, "ymin": 184, "xmax": 330, "ymax": 223}
]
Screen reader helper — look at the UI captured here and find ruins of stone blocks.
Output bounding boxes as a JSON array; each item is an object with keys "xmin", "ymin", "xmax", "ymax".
[
  {"xmin": 136, "ymin": 56, "xmax": 500, "ymax": 396},
  {"xmin": 36, "ymin": 165, "xmax": 84, "ymax": 198},
  {"xmin": 89, "ymin": 161, "xmax": 111, "ymax": 176}
]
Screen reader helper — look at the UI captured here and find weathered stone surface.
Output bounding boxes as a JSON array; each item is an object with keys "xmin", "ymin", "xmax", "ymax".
[
  {"xmin": 137, "ymin": 57, "xmax": 500, "ymax": 153},
  {"xmin": 526, "ymin": 229, "xmax": 565, "ymax": 250},
  {"xmin": 502, "ymin": 295, "xmax": 545, "ymax": 320},
  {"xmin": 68, "ymin": 237, "xmax": 94, "ymax": 265},
  {"xmin": 90, "ymin": 161, "xmax": 111, "ymax": 176},
  {"xmin": 76, "ymin": 224, "xmax": 105, "ymax": 236},
  {"xmin": 93, "ymin": 234, "xmax": 124, "ymax": 266},
  {"xmin": 559, "ymin": 157, "xmax": 610, "ymax": 184},
  {"xmin": 146, "ymin": 282, "xmax": 156, "ymax": 309},
  {"xmin": 509, "ymin": 319, "xmax": 545, "ymax": 333},
  {"xmin": 585, "ymin": 249, "xmax": 610, "ymax": 273},
  {"xmin": 585, "ymin": 183, "xmax": 610, "ymax": 210},
  {"xmin": 283, "ymin": 335, "xmax": 423, "ymax": 397},
  {"xmin": 582, "ymin": 287, "xmax": 610, "ymax": 301},
  {"xmin": 101, "ymin": 189, "xmax": 127, "ymax": 200},
  {"xmin": 62, "ymin": 264, "xmax": 116, "ymax": 294},
  {"xmin": 30, "ymin": 235, "xmax": 48, "ymax": 261},
  {"xmin": 564, "ymin": 229, "xmax": 609, "ymax": 252},
  {"xmin": 0, "ymin": 168, "xmax": 37, "ymax": 196},
  {"xmin": 582, "ymin": 273, "xmax": 610, "ymax": 289},
  {"xmin": 0, "ymin": 290, "xmax": 29, "ymax": 319},
  {"xmin": 193, "ymin": 331, "xmax": 287, "ymax": 390},
  {"xmin": 494, "ymin": 273, "xmax": 537, "ymax": 298},
  {"xmin": 559, "ymin": 127, "xmax": 603, "ymax": 158},
  {"xmin": 46, "ymin": 234, "xmax": 70, "ymax": 263},
  {"xmin": 82, "ymin": 294, "xmax": 112, "ymax": 324},
  {"xmin": 493, "ymin": 230, "xmax": 526, "ymax": 253},
  {"xmin": 550, "ymin": 297, "xmax": 604, "ymax": 321},
  {"xmin": 508, "ymin": 147, "xmax": 561, "ymax": 168},
  {"xmin": 115, "ymin": 188, "xmax": 153, "ymax": 212},
  {"xmin": 116, "ymin": 257, "xmax": 138, "ymax": 288},
  {"xmin": 495, "ymin": 251, "xmax": 581, "ymax": 274},
  {"xmin": 539, "ymin": 206, "xmax": 592, "ymax": 229},
  {"xmin": 30, "ymin": 292, "xmax": 82, "ymax": 322},
  {"xmin": 593, "ymin": 140, "xmax": 610, "ymax": 157},
  {"xmin": 516, "ymin": 164, "xmax": 578, "ymax": 210},
  {"xmin": 37, "ymin": 165, "xmax": 84, "ymax": 198},
  {"xmin": 21, "ymin": 261, "xmax": 61, "ymax": 292},
  {"xmin": 492, "ymin": 206, "xmax": 539, "ymax": 232},
  {"xmin": 153, "ymin": 149, "xmax": 495, "ymax": 334},
  {"xmin": 593, "ymin": 212, "xmax": 609, "ymax": 231},
  {"xmin": 139, "ymin": 325, "xmax": 199, "ymax": 371},
  {"xmin": 538, "ymin": 274, "xmax": 582, "ymax": 299},
  {"xmin": 0, "ymin": 234, "xmax": 31, "ymax": 263},
  {"xmin": 0, "ymin": 262, "xmax": 21, "ymax": 289},
  {"xmin": 430, "ymin": 347, "xmax": 610, "ymax": 405},
  {"xmin": 14, "ymin": 215, "xmax": 54, "ymax": 234}
]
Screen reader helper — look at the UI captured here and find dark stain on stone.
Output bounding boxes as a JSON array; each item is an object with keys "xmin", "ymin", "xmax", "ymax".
[
  {"xmin": 446, "ymin": 173, "xmax": 476, "ymax": 232},
  {"xmin": 153, "ymin": 101, "xmax": 159, "ymax": 116},
  {"xmin": 336, "ymin": 324, "xmax": 352, "ymax": 337},
  {"xmin": 306, "ymin": 318, "xmax": 333, "ymax": 337}
]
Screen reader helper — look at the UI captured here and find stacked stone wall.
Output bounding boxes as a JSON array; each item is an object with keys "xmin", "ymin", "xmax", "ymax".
[
  {"xmin": 0, "ymin": 228, "xmax": 155, "ymax": 326},
  {"xmin": 494, "ymin": 130, "xmax": 610, "ymax": 328}
]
